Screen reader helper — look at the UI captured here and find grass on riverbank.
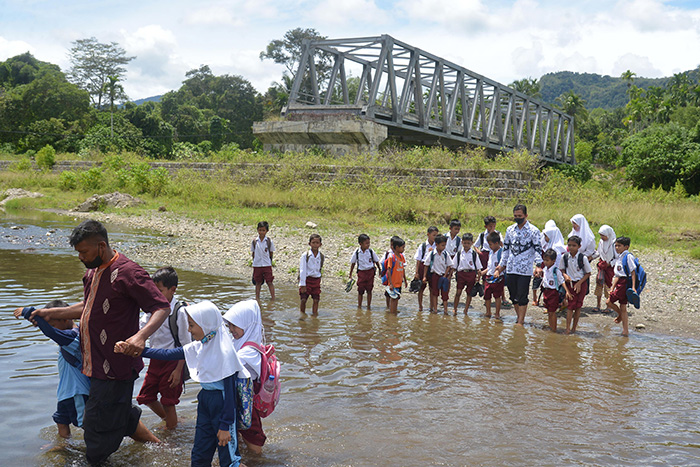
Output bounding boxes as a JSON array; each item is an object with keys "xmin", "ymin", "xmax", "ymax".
[{"xmin": 1, "ymin": 148, "xmax": 698, "ymax": 256}]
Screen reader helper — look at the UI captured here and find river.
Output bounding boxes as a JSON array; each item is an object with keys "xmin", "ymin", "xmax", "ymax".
[{"xmin": 1, "ymin": 211, "xmax": 699, "ymax": 466}]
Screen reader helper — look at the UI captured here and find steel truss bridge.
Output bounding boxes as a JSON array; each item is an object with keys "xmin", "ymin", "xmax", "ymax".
[{"xmin": 285, "ymin": 35, "xmax": 575, "ymax": 164}]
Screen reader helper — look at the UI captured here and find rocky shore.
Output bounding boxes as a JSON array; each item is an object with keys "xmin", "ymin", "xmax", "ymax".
[{"xmin": 52, "ymin": 210, "xmax": 700, "ymax": 339}]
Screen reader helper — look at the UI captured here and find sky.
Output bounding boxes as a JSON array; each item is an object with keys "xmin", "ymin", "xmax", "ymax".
[{"xmin": 1, "ymin": 0, "xmax": 700, "ymax": 100}]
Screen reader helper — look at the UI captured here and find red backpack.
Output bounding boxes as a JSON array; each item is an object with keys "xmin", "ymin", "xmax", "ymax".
[{"xmin": 241, "ymin": 341, "xmax": 281, "ymax": 418}]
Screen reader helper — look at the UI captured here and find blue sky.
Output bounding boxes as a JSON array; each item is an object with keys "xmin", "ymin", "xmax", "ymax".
[{"xmin": 1, "ymin": 0, "xmax": 700, "ymax": 99}]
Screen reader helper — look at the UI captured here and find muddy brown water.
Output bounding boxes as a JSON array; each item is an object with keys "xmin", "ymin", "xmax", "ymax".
[{"xmin": 1, "ymin": 212, "xmax": 700, "ymax": 466}]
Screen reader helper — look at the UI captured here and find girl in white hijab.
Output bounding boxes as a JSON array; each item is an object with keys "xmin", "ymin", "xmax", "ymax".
[
  {"xmin": 542, "ymin": 223, "xmax": 567, "ymax": 267},
  {"xmin": 115, "ymin": 300, "xmax": 249, "ymax": 467},
  {"xmin": 569, "ymin": 214, "xmax": 597, "ymax": 259},
  {"xmin": 223, "ymin": 299, "xmax": 267, "ymax": 454},
  {"xmin": 594, "ymin": 225, "xmax": 617, "ymax": 312}
]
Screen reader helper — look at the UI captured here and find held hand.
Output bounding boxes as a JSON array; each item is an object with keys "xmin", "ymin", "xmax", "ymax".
[
  {"xmin": 114, "ymin": 341, "xmax": 129, "ymax": 354},
  {"xmin": 299, "ymin": 286, "xmax": 307, "ymax": 294},
  {"xmin": 493, "ymin": 269, "xmax": 501, "ymax": 278},
  {"xmin": 13, "ymin": 307, "xmax": 23, "ymax": 319},
  {"xmin": 122, "ymin": 335, "xmax": 146, "ymax": 358},
  {"xmin": 217, "ymin": 429, "xmax": 231, "ymax": 446},
  {"xmin": 168, "ymin": 369, "xmax": 181, "ymax": 388},
  {"xmin": 535, "ymin": 267, "xmax": 543, "ymax": 278},
  {"xmin": 566, "ymin": 291, "xmax": 574, "ymax": 301},
  {"xmin": 574, "ymin": 282, "xmax": 581, "ymax": 293}
]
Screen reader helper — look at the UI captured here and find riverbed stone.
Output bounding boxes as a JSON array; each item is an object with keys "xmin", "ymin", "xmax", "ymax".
[
  {"xmin": 0, "ymin": 188, "xmax": 44, "ymax": 206},
  {"xmin": 74, "ymin": 192, "xmax": 144, "ymax": 212}
]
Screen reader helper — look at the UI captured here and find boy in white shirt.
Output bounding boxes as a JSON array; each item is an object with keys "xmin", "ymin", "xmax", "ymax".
[
  {"xmin": 541, "ymin": 248, "xmax": 568, "ymax": 332},
  {"xmin": 562, "ymin": 235, "xmax": 592, "ymax": 334},
  {"xmin": 299, "ymin": 234, "xmax": 324, "ymax": 315},
  {"xmin": 444, "ymin": 219, "xmax": 462, "ymax": 260},
  {"xmin": 414, "ymin": 226, "xmax": 439, "ymax": 311},
  {"xmin": 451, "ymin": 233, "xmax": 482, "ymax": 315},
  {"xmin": 481, "ymin": 232, "xmax": 505, "ymax": 319},
  {"xmin": 422, "ymin": 235, "xmax": 452, "ymax": 314},
  {"xmin": 251, "ymin": 221, "xmax": 276, "ymax": 301},
  {"xmin": 349, "ymin": 233, "xmax": 381, "ymax": 309},
  {"xmin": 606, "ymin": 236, "xmax": 637, "ymax": 337}
]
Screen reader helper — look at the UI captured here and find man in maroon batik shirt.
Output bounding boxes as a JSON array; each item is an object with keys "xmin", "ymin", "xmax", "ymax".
[{"xmin": 35, "ymin": 219, "xmax": 170, "ymax": 465}]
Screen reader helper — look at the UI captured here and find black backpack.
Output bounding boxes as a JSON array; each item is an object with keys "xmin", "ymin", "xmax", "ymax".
[
  {"xmin": 562, "ymin": 253, "xmax": 589, "ymax": 289},
  {"xmin": 456, "ymin": 248, "xmax": 478, "ymax": 270},
  {"xmin": 169, "ymin": 300, "xmax": 191, "ymax": 381}
]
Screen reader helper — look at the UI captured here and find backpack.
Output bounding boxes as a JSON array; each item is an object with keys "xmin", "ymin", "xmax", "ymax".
[
  {"xmin": 426, "ymin": 249, "xmax": 449, "ymax": 278},
  {"xmin": 355, "ymin": 248, "xmax": 377, "ymax": 274},
  {"xmin": 621, "ymin": 252, "xmax": 647, "ymax": 294},
  {"xmin": 169, "ymin": 300, "xmax": 191, "ymax": 381},
  {"xmin": 456, "ymin": 248, "xmax": 478, "ymax": 270},
  {"xmin": 297, "ymin": 251, "xmax": 325, "ymax": 282},
  {"xmin": 241, "ymin": 341, "xmax": 281, "ymax": 418},
  {"xmin": 252, "ymin": 237, "xmax": 273, "ymax": 259},
  {"xmin": 552, "ymin": 266, "xmax": 566, "ymax": 302},
  {"xmin": 562, "ymin": 252, "xmax": 589, "ymax": 290},
  {"xmin": 381, "ymin": 253, "xmax": 395, "ymax": 286}
]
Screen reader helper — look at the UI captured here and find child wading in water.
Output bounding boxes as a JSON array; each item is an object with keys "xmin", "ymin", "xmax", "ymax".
[
  {"xmin": 116, "ymin": 301, "xmax": 250, "ymax": 467},
  {"xmin": 299, "ymin": 234, "xmax": 324, "ymax": 315},
  {"xmin": 606, "ymin": 236, "xmax": 637, "ymax": 337}
]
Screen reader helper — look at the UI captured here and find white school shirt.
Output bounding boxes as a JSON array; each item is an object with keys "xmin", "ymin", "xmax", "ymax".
[
  {"xmin": 423, "ymin": 249, "xmax": 451, "ymax": 275},
  {"xmin": 452, "ymin": 248, "xmax": 483, "ymax": 272},
  {"xmin": 444, "ymin": 233, "xmax": 462, "ymax": 258},
  {"xmin": 140, "ymin": 296, "xmax": 192, "ymax": 350},
  {"xmin": 486, "ymin": 248, "xmax": 502, "ymax": 276},
  {"xmin": 580, "ymin": 237, "xmax": 598, "ymax": 259},
  {"xmin": 563, "ymin": 251, "xmax": 592, "ymax": 282},
  {"xmin": 474, "ymin": 230, "xmax": 503, "ymax": 251},
  {"xmin": 542, "ymin": 265, "xmax": 565, "ymax": 290},
  {"xmin": 251, "ymin": 236, "xmax": 275, "ymax": 267},
  {"xmin": 299, "ymin": 250, "xmax": 323, "ymax": 286},
  {"xmin": 350, "ymin": 247, "xmax": 380, "ymax": 271},
  {"xmin": 614, "ymin": 252, "xmax": 637, "ymax": 278},
  {"xmin": 414, "ymin": 240, "xmax": 436, "ymax": 262}
]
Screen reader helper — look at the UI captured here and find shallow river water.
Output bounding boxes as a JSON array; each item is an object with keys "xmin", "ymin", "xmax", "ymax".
[{"xmin": 1, "ymin": 212, "xmax": 700, "ymax": 466}]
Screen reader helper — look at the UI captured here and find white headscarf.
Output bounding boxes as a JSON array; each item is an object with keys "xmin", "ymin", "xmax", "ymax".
[
  {"xmin": 542, "ymin": 220, "xmax": 557, "ymax": 249},
  {"xmin": 182, "ymin": 300, "xmax": 249, "ymax": 383},
  {"xmin": 597, "ymin": 225, "xmax": 617, "ymax": 262},
  {"xmin": 543, "ymin": 224, "xmax": 567, "ymax": 255},
  {"xmin": 569, "ymin": 214, "xmax": 595, "ymax": 255},
  {"xmin": 223, "ymin": 299, "xmax": 263, "ymax": 379}
]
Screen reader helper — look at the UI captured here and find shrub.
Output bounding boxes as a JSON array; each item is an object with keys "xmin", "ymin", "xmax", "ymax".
[
  {"xmin": 148, "ymin": 167, "xmax": 170, "ymax": 196},
  {"xmin": 77, "ymin": 167, "xmax": 103, "ymax": 190},
  {"xmin": 35, "ymin": 145, "xmax": 56, "ymax": 170},
  {"xmin": 10, "ymin": 158, "xmax": 32, "ymax": 172},
  {"xmin": 130, "ymin": 161, "xmax": 152, "ymax": 193},
  {"xmin": 554, "ymin": 160, "xmax": 592, "ymax": 183},
  {"xmin": 58, "ymin": 171, "xmax": 78, "ymax": 190}
]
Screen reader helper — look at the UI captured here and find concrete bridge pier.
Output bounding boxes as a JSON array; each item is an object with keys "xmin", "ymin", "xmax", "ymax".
[{"xmin": 253, "ymin": 117, "xmax": 387, "ymax": 155}]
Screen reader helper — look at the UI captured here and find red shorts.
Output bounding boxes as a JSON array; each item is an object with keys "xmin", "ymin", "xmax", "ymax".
[
  {"xmin": 300, "ymin": 276, "xmax": 321, "ymax": 300},
  {"xmin": 542, "ymin": 288, "xmax": 561, "ymax": 313},
  {"xmin": 239, "ymin": 381, "xmax": 267, "ymax": 446},
  {"xmin": 484, "ymin": 279, "xmax": 504, "ymax": 300},
  {"xmin": 417, "ymin": 263, "xmax": 427, "ymax": 292},
  {"xmin": 357, "ymin": 268, "xmax": 375, "ymax": 294},
  {"xmin": 455, "ymin": 270, "xmax": 477, "ymax": 293},
  {"xmin": 136, "ymin": 359, "xmax": 185, "ymax": 406},
  {"xmin": 566, "ymin": 279, "xmax": 589, "ymax": 310},
  {"xmin": 429, "ymin": 274, "xmax": 450, "ymax": 300},
  {"xmin": 610, "ymin": 277, "xmax": 628, "ymax": 304},
  {"xmin": 253, "ymin": 266, "xmax": 274, "ymax": 285},
  {"xmin": 597, "ymin": 261, "xmax": 614, "ymax": 288}
]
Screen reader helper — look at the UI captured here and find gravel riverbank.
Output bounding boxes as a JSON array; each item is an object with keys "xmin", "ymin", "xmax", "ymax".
[{"xmin": 47, "ymin": 210, "xmax": 700, "ymax": 339}]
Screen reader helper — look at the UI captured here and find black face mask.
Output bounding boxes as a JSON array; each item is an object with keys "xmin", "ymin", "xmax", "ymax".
[
  {"xmin": 514, "ymin": 217, "xmax": 526, "ymax": 225},
  {"xmin": 82, "ymin": 246, "xmax": 103, "ymax": 269}
]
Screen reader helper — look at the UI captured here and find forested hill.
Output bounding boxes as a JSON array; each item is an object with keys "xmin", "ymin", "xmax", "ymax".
[{"xmin": 539, "ymin": 71, "xmax": 670, "ymax": 110}]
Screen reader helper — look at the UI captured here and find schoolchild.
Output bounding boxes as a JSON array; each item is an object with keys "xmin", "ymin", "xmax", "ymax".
[
  {"xmin": 569, "ymin": 214, "xmax": 597, "ymax": 260},
  {"xmin": 414, "ymin": 226, "xmax": 439, "ymax": 311},
  {"xmin": 481, "ymin": 231, "xmax": 505, "ymax": 319},
  {"xmin": 251, "ymin": 221, "xmax": 276, "ymax": 301},
  {"xmin": 594, "ymin": 225, "xmax": 617, "ymax": 313},
  {"xmin": 422, "ymin": 235, "xmax": 452, "ymax": 315},
  {"xmin": 537, "ymin": 221, "xmax": 567, "ymax": 308},
  {"xmin": 385, "ymin": 236, "xmax": 408, "ymax": 314},
  {"xmin": 562, "ymin": 235, "xmax": 592, "ymax": 334},
  {"xmin": 223, "ymin": 299, "xmax": 267, "ymax": 455},
  {"xmin": 299, "ymin": 234, "xmax": 324, "ymax": 315},
  {"xmin": 444, "ymin": 219, "xmax": 462, "ymax": 259},
  {"xmin": 540, "ymin": 249, "xmax": 568, "ymax": 332},
  {"xmin": 451, "ymin": 233, "xmax": 482, "ymax": 315},
  {"xmin": 115, "ymin": 301, "xmax": 250, "ymax": 467},
  {"xmin": 606, "ymin": 236, "xmax": 637, "ymax": 337},
  {"xmin": 474, "ymin": 216, "xmax": 508, "ymax": 307},
  {"xmin": 136, "ymin": 266, "xmax": 191, "ymax": 429},
  {"xmin": 382, "ymin": 237, "xmax": 397, "ymax": 309},
  {"xmin": 14, "ymin": 300, "xmax": 90, "ymax": 439},
  {"xmin": 348, "ymin": 234, "xmax": 381, "ymax": 309}
]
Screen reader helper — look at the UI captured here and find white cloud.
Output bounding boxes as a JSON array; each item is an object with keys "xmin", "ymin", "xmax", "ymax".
[
  {"xmin": 613, "ymin": 53, "xmax": 662, "ymax": 78},
  {"xmin": 310, "ymin": 0, "xmax": 389, "ymax": 26},
  {"xmin": 616, "ymin": 0, "xmax": 694, "ymax": 32},
  {"xmin": 399, "ymin": 0, "xmax": 493, "ymax": 34},
  {"xmin": 0, "ymin": 36, "xmax": 34, "ymax": 60}
]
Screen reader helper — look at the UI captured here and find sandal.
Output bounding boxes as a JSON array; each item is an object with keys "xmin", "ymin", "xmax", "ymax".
[{"xmin": 592, "ymin": 307, "xmax": 601, "ymax": 313}]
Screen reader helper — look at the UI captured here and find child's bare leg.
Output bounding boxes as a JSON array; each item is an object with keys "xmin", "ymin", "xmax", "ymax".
[
  {"xmin": 300, "ymin": 297, "xmax": 308, "ymax": 314},
  {"xmin": 389, "ymin": 297, "xmax": 399, "ymax": 313},
  {"xmin": 57, "ymin": 423, "xmax": 71, "ymax": 439},
  {"xmin": 357, "ymin": 292, "xmax": 363, "ymax": 308},
  {"xmin": 146, "ymin": 400, "xmax": 166, "ymax": 420},
  {"xmin": 596, "ymin": 291, "xmax": 602, "ymax": 309},
  {"xmin": 494, "ymin": 297, "xmax": 502, "ymax": 319},
  {"xmin": 464, "ymin": 294, "xmax": 473, "ymax": 312},
  {"xmin": 130, "ymin": 421, "xmax": 161, "ymax": 443},
  {"xmin": 618, "ymin": 304, "xmax": 629, "ymax": 336},
  {"xmin": 267, "ymin": 282, "xmax": 276, "ymax": 300},
  {"xmin": 385, "ymin": 293, "xmax": 390, "ymax": 308},
  {"xmin": 442, "ymin": 295, "xmax": 449, "ymax": 314},
  {"xmin": 484, "ymin": 299, "xmax": 492, "ymax": 318},
  {"xmin": 311, "ymin": 298, "xmax": 320, "ymax": 315},
  {"xmin": 453, "ymin": 289, "xmax": 462, "ymax": 314},
  {"xmin": 366, "ymin": 292, "xmax": 372, "ymax": 308},
  {"xmin": 565, "ymin": 308, "xmax": 573, "ymax": 334},
  {"xmin": 163, "ymin": 404, "xmax": 178, "ymax": 429},
  {"xmin": 548, "ymin": 312, "xmax": 557, "ymax": 332},
  {"xmin": 243, "ymin": 437, "xmax": 263, "ymax": 455},
  {"xmin": 607, "ymin": 298, "xmax": 620, "ymax": 316},
  {"xmin": 431, "ymin": 294, "xmax": 438, "ymax": 313},
  {"xmin": 571, "ymin": 309, "xmax": 581, "ymax": 333},
  {"xmin": 255, "ymin": 283, "xmax": 262, "ymax": 301},
  {"xmin": 417, "ymin": 289, "xmax": 424, "ymax": 311}
]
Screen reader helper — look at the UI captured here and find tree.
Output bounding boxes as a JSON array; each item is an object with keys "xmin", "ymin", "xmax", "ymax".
[
  {"xmin": 510, "ymin": 77, "xmax": 541, "ymax": 99},
  {"xmin": 556, "ymin": 90, "xmax": 588, "ymax": 123},
  {"xmin": 620, "ymin": 70, "xmax": 636, "ymax": 89},
  {"xmin": 260, "ymin": 28, "xmax": 327, "ymax": 75},
  {"xmin": 103, "ymin": 75, "xmax": 126, "ymax": 137},
  {"xmin": 68, "ymin": 37, "xmax": 134, "ymax": 108}
]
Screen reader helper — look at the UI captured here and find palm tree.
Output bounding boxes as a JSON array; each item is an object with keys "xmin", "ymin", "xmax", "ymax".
[
  {"xmin": 102, "ymin": 75, "xmax": 125, "ymax": 137},
  {"xmin": 621, "ymin": 70, "xmax": 636, "ymax": 103},
  {"xmin": 556, "ymin": 90, "xmax": 588, "ymax": 122}
]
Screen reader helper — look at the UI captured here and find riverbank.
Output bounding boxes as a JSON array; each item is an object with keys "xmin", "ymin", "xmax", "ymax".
[{"xmin": 52, "ymin": 209, "xmax": 700, "ymax": 339}]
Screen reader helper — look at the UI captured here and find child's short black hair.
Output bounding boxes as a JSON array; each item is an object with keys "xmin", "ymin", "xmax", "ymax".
[
  {"xmin": 153, "ymin": 266, "xmax": 178, "ymax": 288},
  {"xmin": 462, "ymin": 233, "xmax": 474, "ymax": 242},
  {"xmin": 449, "ymin": 219, "xmax": 461, "ymax": 229},
  {"xmin": 427, "ymin": 226, "xmax": 439, "ymax": 234},
  {"xmin": 358, "ymin": 233, "xmax": 370, "ymax": 244},
  {"xmin": 309, "ymin": 233, "xmax": 322, "ymax": 243},
  {"xmin": 615, "ymin": 236, "xmax": 631, "ymax": 247},
  {"xmin": 435, "ymin": 234, "xmax": 447, "ymax": 245},
  {"xmin": 257, "ymin": 221, "xmax": 269, "ymax": 230},
  {"xmin": 543, "ymin": 248, "xmax": 558, "ymax": 261},
  {"xmin": 44, "ymin": 300, "xmax": 69, "ymax": 309},
  {"xmin": 513, "ymin": 204, "xmax": 527, "ymax": 215},
  {"xmin": 486, "ymin": 231, "xmax": 501, "ymax": 244},
  {"xmin": 391, "ymin": 236, "xmax": 405, "ymax": 248},
  {"xmin": 484, "ymin": 215, "xmax": 497, "ymax": 226},
  {"xmin": 69, "ymin": 219, "xmax": 109, "ymax": 247},
  {"xmin": 567, "ymin": 235, "xmax": 582, "ymax": 246}
]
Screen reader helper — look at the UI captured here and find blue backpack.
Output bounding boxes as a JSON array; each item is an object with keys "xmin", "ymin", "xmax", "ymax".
[
  {"xmin": 380, "ymin": 253, "xmax": 394, "ymax": 286},
  {"xmin": 621, "ymin": 252, "xmax": 647, "ymax": 294}
]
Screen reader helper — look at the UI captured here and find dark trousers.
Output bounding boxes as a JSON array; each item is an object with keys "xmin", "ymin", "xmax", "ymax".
[
  {"xmin": 506, "ymin": 273, "xmax": 532, "ymax": 306},
  {"xmin": 191, "ymin": 388, "xmax": 241, "ymax": 467}
]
